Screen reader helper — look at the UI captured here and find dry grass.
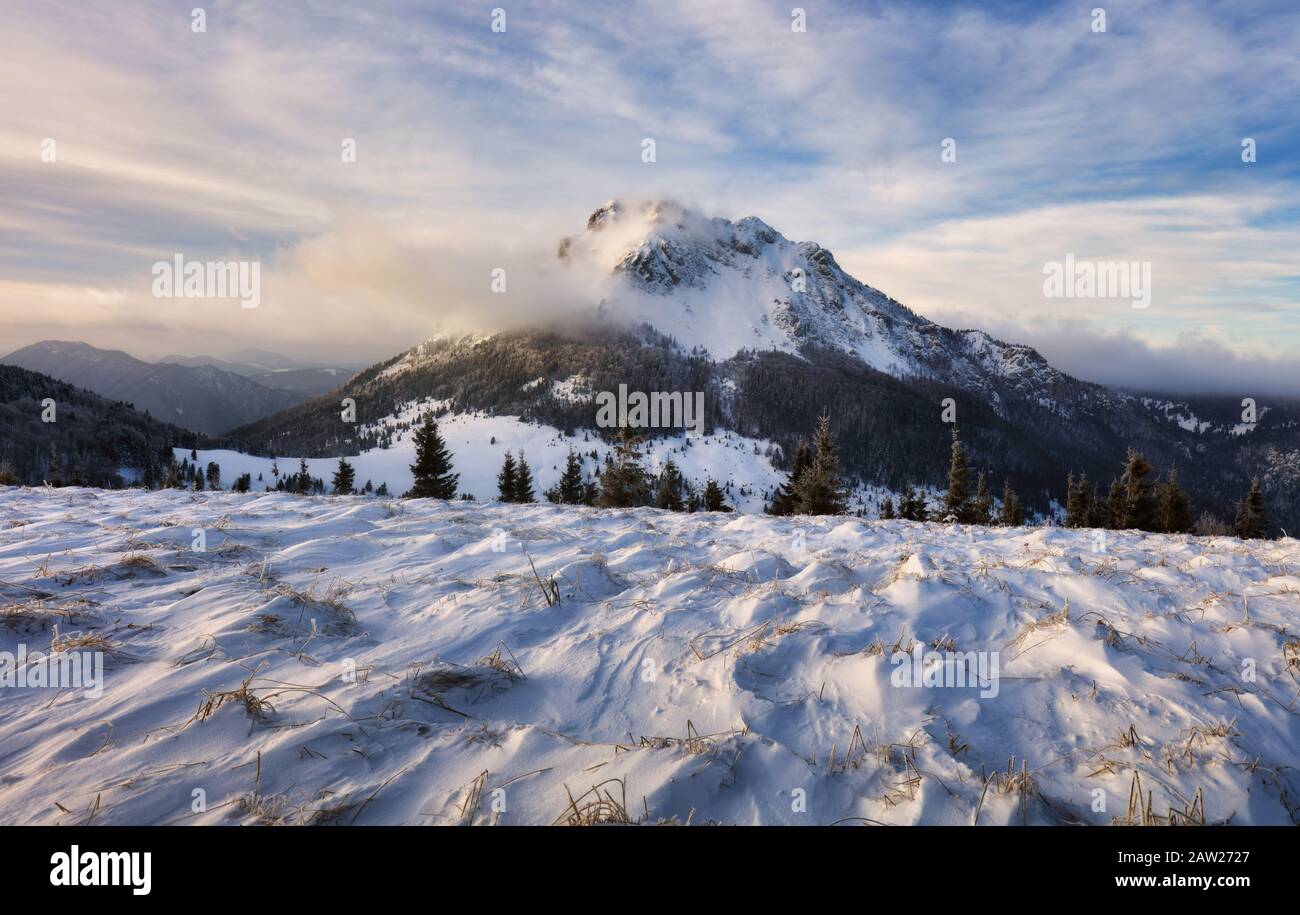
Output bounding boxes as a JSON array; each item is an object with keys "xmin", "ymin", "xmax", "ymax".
[
  {"xmin": 1111, "ymin": 770, "xmax": 1208, "ymax": 826},
  {"xmin": 554, "ymin": 778, "xmax": 634, "ymax": 826},
  {"xmin": 408, "ymin": 648, "xmax": 524, "ymax": 716},
  {"xmin": 0, "ymin": 600, "xmax": 96, "ymax": 635},
  {"xmin": 1005, "ymin": 599, "xmax": 1070, "ymax": 656},
  {"xmin": 264, "ymin": 578, "xmax": 357, "ymax": 634},
  {"xmin": 192, "ymin": 672, "xmax": 276, "ymax": 723}
]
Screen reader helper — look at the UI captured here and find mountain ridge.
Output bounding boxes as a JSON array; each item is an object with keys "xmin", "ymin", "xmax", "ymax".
[{"xmin": 1, "ymin": 341, "xmax": 322, "ymax": 434}]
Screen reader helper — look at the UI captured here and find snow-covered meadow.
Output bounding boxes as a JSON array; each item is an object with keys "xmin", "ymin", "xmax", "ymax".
[
  {"xmin": 180, "ymin": 405, "xmax": 793, "ymax": 513},
  {"xmin": 1, "ymin": 486, "xmax": 1297, "ymax": 826}
]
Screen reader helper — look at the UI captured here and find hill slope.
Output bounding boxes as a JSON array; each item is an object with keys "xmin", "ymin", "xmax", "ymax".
[{"xmin": 0, "ymin": 363, "xmax": 197, "ymax": 486}]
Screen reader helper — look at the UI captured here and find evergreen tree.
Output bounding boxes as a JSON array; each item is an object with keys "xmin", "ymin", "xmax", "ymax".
[
  {"xmin": 880, "ymin": 496, "xmax": 896, "ymax": 520},
  {"xmin": 332, "ymin": 457, "xmax": 356, "ymax": 495},
  {"xmin": 496, "ymin": 451, "xmax": 517, "ymax": 502},
  {"xmin": 654, "ymin": 458, "xmax": 685, "ymax": 511},
  {"xmin": 376, "ymin": 482, "xmax": 389, "ymax": 497},
  {"xmin": 767, "ymin": 441, "xmax": 811, "ymax": 515},
  {"xmin": 553, "ymin": 450, "xmax": 588, "ymax": 504},
  {"xmin": 1065, "ymin": 473, "xmax": 1092, "ymax": 528},
  {"xmin": 234, "ymin": 472, "xmax": 252, "ymax": 493},
  {"xmin": 1118, "ymin": 449, "xmax": 1155, "ymax": 531},
  {"xmin": 513, "ymin": 451, "xmax": 536, "ymax": 503},
  {"xmin": 1234, "ymin": 478, "xmax": 1270, "ymax": 539},
  {"xmin": 1153, "ymin": 467, "xmax": 1192, "ymax": 533},
  {"xmin": 163, "ymin": 461, "xmax": 182, "ymax": 489},
  {"xmin": 703, "ymin": 478, "xmax": 731, "ymax": 512},
  {"xmin": 406, "ymin": 415, "xmax": 459, "ymax": 499},
  {"xmin": 1087, "ymin": 482, "xmax": 1108, "ymax": 529},
  {"xmin": 598, "ymin": 429, "xmax": 649, "ymax": 508},
  {"xmin": 205, "ymin": 461, "xmax": 221, "ymax": 491},
  {"xmin": 794, "ymin": 414, "xmax": 847, "ymax": 515},
  {"xmin": 998, "ymin": 481, "xmax": 1025, "ymax": 526},
  {"xmin": 1105, "ymin": 478, "xmax": 1126, "ymax": 529},
  {"xmin": 899, "ymin": 485, "xmax": 929, "ymax": 522},
  {"xmin": 295, "ymin": 458, "xmax": 312, "ymax": 495},
  {"xmin": 0, "ymin": 461, "xmax": 17, "ymax": 485},
  {"xmin": 943, "ymin": 427, "xmax": 971, "ymax": 522},
  {"xmin": 968, "ymin": 471, "xmax": 993, "ymax": 525}
]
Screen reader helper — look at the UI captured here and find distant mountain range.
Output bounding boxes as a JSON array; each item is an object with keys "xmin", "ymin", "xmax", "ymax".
[
  {"xmin": 212, "ymin": 199, "xmax": 1300, "ymax": 527},
  {"xmin": 1, "ymin": 342, "xmax": 357, "ymax": 434}
]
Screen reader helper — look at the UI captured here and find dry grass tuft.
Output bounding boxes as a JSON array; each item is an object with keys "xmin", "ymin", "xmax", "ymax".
[
  {"xmin": 554, "ymin": 778, "xmax": 634, "ymax": 826},
  {"xmin": 1111, "ymin": 770, "xmax": 1208, "ymax": 826},
  {"xmin": 0, "ymin": 600, "xmax": 96, "ymax": 635},
  {"xmin": 408, "ymin": 649, "xmax": 523, "ymax": 716},
  {"xmin": 192, "ymin": 672, "xmax": 276, "ymax": 724}
]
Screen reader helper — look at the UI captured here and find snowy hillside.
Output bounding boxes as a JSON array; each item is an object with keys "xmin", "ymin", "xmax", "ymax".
[
  {"xmin": 2, "ymin": 487, "xmax": 1297, "ymax": 826},
  {"xmin": 179, "ymin": 400, "xmax": 791, "ymax": 512}
]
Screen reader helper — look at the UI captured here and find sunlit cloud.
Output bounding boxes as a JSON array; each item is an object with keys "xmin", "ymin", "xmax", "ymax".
[{"xmin": 0, "ymin": 0, "xmax": 1296, "ymax": 393}]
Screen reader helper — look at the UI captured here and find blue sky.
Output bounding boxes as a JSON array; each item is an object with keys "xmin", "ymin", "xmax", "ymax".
[{"xmin": 1, "ymin": 0, "xmax": 1298, "ymax": 393}]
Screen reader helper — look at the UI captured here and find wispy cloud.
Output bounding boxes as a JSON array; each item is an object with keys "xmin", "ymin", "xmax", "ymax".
[{"xmin": 0, "ymin": 0, "xmax": 1296, "ymax": 392}]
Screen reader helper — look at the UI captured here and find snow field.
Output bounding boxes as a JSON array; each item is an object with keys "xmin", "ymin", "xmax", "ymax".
[{"xmin": 0, "ymin": 486, "xmax": 1297, "ymax": 825}]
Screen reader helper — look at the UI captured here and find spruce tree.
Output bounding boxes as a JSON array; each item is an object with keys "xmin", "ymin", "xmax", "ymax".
[
  {"xmin": 794, "ymin": 414, "xmax": 847, "ymax": 515},
  {"xmin": 1105, "ymin": 479, "xmax": 1126, "ymax": 529},
  {"xmin": 234, "ymin": 472, "xmax": 252, "ymax": 493},
  {"xmin": 513, "ymin": 451, "xmax": 536, "ymax": 503},
  {"xmin": 880, "ymin": 496, "xmax": 896, "ymax": 520},
  {"xmin": 205, "ymin": 462, "xmax": 221, "ymax": 491},
  {"xmin": 0, "ymin": 461, "xmax": 17, "ymax": 485},
  {"xmin": 599, "ymin": 429, "xmax": 649, "ymax": 508},
  {"xmin": 703, "ymin": 478, "xmax": 731, "ymax": 512},
  {"xmin": 1154, "ymin": 468, "xmax": 1191, "ymax": 533},
  {"xmin": 332, "ymin": 457, "xmax": 356, "ymax": 495},
  {"xmin": 998, "ymin": 481, "xmax": 1025, "ymax": 526},
  {"xmin": 496, "ymin": 451, "xmax": 517, "ymax": 502},
  {"xmin": 943, "ymin": 427, "xmax": 971, "ymax": 522},
  {"xmin": 1086, "ymin": 482, "xmax": 1106, "ymax": 528},
  {"xmin": 1118, "ymin": 449, "xmax": 1155, "ymax": 531},
  {"xmin": 968, "ymin": 471, "xmax": 992, "ymax": 525},
  {"xmin": 899, "ymin": 485, "xmax": 928, "ymax": 522},
  {"xmin": 654, "ymin": 458, "xmax": 685, "ymax": 511},
  {"xmin": 768, "ymin": 441, "xmax": 811, "ymax": 515},
  {"xmin": 1065, "ymin": 473, "xmax": 1092, "ymax": 528},
  {"xmin": 551, "ymin": 450, "xmax": 588, "ymax": 504},
  {"xmin": 1233, "ymin": 479, "xmax": 1270, "ymax": 539},
  {"xmin": 406, "ymin": 415, "xmax": 459, "ymax": 499}
]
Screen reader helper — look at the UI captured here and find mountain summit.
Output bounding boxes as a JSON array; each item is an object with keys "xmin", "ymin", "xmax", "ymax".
[{"xmin": 560, "ymin": 199, "xmax": 1079, "ymax": 416}]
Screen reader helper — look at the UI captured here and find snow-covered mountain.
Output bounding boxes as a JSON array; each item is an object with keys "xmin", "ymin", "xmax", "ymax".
[
  {"xmin": 213, "ymin": 200, "xmax": 1300, "ymax": 527},
  {"xmin": 560, "ymin": 199, "xmax": 1086, "ymax": 416}
]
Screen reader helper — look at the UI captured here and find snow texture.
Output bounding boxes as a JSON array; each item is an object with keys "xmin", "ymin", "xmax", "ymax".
[{"xmin": 1, "ymin": 486, "xmax": 1297, "ymax": 825}]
